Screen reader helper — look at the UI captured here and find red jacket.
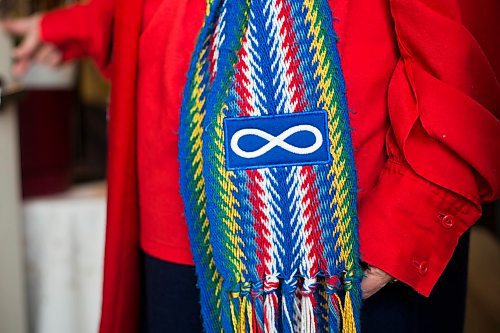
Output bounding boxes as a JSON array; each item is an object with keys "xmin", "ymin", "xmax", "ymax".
[{"xmin": 40, "ymin": 0, "xmax": 500, "ymax": 332}]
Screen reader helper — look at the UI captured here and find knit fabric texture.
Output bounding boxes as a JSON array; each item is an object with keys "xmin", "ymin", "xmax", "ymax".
[{"xmin": 179, "ymin": 0, "xmax": 363, "ymax": 332}]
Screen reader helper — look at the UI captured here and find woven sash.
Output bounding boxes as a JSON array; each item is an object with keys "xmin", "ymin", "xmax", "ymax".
[{"xmin": 179, "ymin": 0, "xmax": 363, "ymax": 332}]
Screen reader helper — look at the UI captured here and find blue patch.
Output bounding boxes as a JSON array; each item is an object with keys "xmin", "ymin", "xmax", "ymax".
[{"xmin": 224, "ymin": 111, "xmax": 331, "ymax": 170}]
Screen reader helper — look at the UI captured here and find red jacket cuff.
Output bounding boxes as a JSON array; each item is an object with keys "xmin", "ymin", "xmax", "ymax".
[
  {"xmin": 358, "ymin": 160, "xmax": 481, "ymax": 296},
  {"xmin": 40, "ymin": 6, "xmax": 88, "ymax": 61}
]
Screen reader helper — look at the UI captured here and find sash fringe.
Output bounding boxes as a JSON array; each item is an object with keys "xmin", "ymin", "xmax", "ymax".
[{"xmin": 219, "ymin": 274, "xmax": 359, "ymax": 332}]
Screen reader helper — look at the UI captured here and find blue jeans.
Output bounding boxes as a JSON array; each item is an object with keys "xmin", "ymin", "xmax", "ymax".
[{"xmin": 142, "ymin": 232, "xmax": 469, "ymax": 333}]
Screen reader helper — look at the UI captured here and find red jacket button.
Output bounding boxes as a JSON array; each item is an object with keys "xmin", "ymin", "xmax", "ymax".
[
  {"xmin": 438, "ymin": 213, "xmax": 454, "ymax": 229},
  {"xmin": 418, "ymin": 261, "xmax": 429, "ymax": 275}
]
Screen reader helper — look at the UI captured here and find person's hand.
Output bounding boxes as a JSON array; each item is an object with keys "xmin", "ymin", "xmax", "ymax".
[
  {"xmin": 361, "ymin": 265, "xmax": 395, "ymax": 299},
  {"xmin": 1, "ymin": 15, "xmax": 62, "ymax": 77}
]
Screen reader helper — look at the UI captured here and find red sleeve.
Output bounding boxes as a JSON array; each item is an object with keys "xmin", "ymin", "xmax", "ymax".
[
  {"xmin": 39, "ymin": 0, "xmax": 114, "ymax": 77},
  {"xmin": 358, "ymin": 0, "xmax": 500, "ymax": 296}
]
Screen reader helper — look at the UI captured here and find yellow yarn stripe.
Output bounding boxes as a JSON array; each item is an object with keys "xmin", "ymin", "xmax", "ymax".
[
  {"xmin": 205, "ymin": 0, "xmax": 214, "ymax": 16},
  {"xmin": 214, "ymin": 111, "xmax": 246, "ymax": 277},
  {"xmin": 190, "ymin": 41, "xmax": 223, "ymax": 328},
  {"xmin": 239, "ymin": 297, "xmax": 246, "ymax": 332},
  {"xmin": 303, "ymin": 2, "xmax": 358, "ymax": 332},
  {"xmin": 246, "ymin": 297, "xmax": 254, "ymax": 333},
  {"xmin": 302, "ymin": 0, "xmax": 354, "ymax": 274},
  {"xmin": 229, "ymin": 296, "xmax": 239, "ymax": 331},
  {"xmin": 342, "ymin": 291, "xmax": 357, "ymax": 333}
]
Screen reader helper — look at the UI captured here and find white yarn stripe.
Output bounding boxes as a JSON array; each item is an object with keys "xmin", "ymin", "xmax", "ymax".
[
  {"xmin": 257, "ymin": 168, "xmax": 285, "ymax": 274},
  {"xmin": 210, "ymin": 6, "xmax": 227, "ymax": 80},
  {"xmin": 263, "ymin": 0, "xmax": 298, "ymax": 114},
  {"xmin": 282, "ymin": 273, "xmax": 300, "ymax": 332},
  {"xmin": 287, "ymin": 166, "xmax": 316, "ymax": 277},
  {"xmin": 293, "ymin": 290, "xmax": 302, "ymax": 332},
  {"xmin": 300, "ymin": 294, "xmax": 316, "ymax": 333},
  {"xmin": 264, "ymin": 285, "xmax": 278, "ymax": 332},
  {"xmin": 241, "ymin": 7, "xmax": 268, "ymax": 116}
]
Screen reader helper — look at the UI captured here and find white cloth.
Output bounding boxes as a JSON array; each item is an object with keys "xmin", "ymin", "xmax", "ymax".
[{"xmin": 23, "ymin": 182, "xmax": 106, "ymax": 333}]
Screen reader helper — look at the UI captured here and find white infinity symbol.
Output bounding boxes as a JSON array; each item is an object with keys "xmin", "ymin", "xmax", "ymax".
[{"xmin": 230, "ymin": 124, "xmax": 323, "ymax": 159}]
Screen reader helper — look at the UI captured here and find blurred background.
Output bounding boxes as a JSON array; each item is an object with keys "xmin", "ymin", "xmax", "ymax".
[
  {"xmin": 1, "ymin": 1, "xmax": 109, "ymax": 333},
  {"xmin": 0, "ymin": 0, "xmax": 499, "ymax": 333}
]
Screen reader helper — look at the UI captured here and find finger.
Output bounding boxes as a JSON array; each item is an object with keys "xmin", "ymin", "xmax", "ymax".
[
  {"xmin": 12, "ymin": 58, "xmax": 31, "ymax": 77},
  {"xmin": 45, "ymin": 50, "xmax": 62, "ymax": 67},
  {"xmin": 34, "ymin": 44, "xmax": 54, "ymax": 63},
  {"xmin": 1, "ymin": 18, "xmax": 33, "ymax": 36},
  {"xmin": 361, "ymin": 276, "xmax": 384, "ymax": 299},
  {"xmin": 361, "ymin": 270, "xmax": 392, "ymax": 299},
  {"xmin": 38, "ymin": 44, "xmax": 63, "ymax": 66},
  {"xmin": 13, "ymin": 31, "xmax": 39, "ymax": 59}
]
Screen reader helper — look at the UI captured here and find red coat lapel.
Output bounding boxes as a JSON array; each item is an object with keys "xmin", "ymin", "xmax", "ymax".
[{"xmin": 99, "ymin": 0, "xmax": 144, "ymax": 332}]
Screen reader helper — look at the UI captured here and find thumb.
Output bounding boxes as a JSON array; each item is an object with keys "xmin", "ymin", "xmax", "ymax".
[
  {"xmin": 1, "ymin": 17, "xmax": 35, "ymax": 36},
  {"xmin": 1, "ymin": 16, "xmax": 41, "ymax": 58},
  {"xmin": 361, "ymin": 265, "xmax": 393, "ymax": 299},
  {"xmin": 14, "ymin": 30, "xmax": 40, "ymax": 59}
]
